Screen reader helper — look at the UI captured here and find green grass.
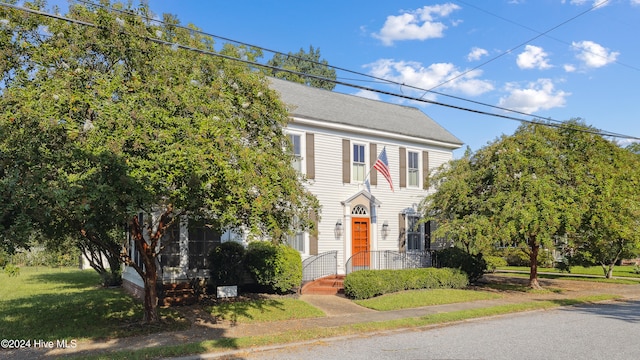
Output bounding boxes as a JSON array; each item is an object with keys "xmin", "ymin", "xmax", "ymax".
[
  {"xmin": 497, "ymin": 265, "xmax": 640, "ymax": 278},
  {"xmin": 354, "ymin": 288, "xmax": 501, "ymax": 311},
  {"xmin": 0, "ymin": 267, "xmax": 188, "ymax": 340},
  {"xmin": 207, "ymin": 297, "xmax": 325, "ymax": 323},
  {"xmin": 494, "ymin": 269, "xmax": 640, "ymax": 285},
  {"xmin": 481, "ymin": 282, "xmax": 563, "ymax": 293},
  {"xmin": 75, "ymin": 294, "xmax": 620, "ymax": 360}
]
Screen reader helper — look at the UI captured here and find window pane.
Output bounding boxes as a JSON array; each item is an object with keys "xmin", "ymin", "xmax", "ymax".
[
  {"xmin": 289, "ymin": 134, "xmax": 301, "ymax": 155},
  {"xmin": 408, "ymin": 152, "xmax": 419, "ymax": 169},
  {"xmin": 288, "ymin": 232, "xmax": 305, "ymax": 252},
  {"xmin": 409, "ymin": 169, "xmax": 419, "ymax": 187},
  {"xmin": 353, "ymin": 163, "xmax": 365, "ymax": 181},
  {"xmin": 353, "ymin": 144, "xmax": 364, "ymax": 163}
]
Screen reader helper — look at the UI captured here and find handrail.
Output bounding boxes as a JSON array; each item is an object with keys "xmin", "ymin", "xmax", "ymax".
[{"xmin": 302, "ymin": 251, "xmax": 338, "ymax": 282}]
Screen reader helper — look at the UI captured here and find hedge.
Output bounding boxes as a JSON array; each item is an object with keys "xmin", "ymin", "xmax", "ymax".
[{"xmin": 343, "ymin": 267, "xmax": 468, "ymax": 300}]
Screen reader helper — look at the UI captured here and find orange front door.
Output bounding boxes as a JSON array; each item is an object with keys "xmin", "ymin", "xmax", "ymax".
[{"xmin": 351, "ymin": 218, "xmax": 370, "ymax": 267}]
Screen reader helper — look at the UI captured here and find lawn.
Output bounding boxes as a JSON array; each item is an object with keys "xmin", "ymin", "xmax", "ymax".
[
  {"xmin": 354, "ymin": 288, "xmax": 501, "ymax": 311},
  {"xmin": 0, "ymin": 267, "xmax": 188, "ymax": 340},
  {"xmin": 497, "ymin": 265, "xmax": 640, "ymax": 284},
  {"xmin": 207, "ymin": 297, "xmax": 325, "ymax": 323}
]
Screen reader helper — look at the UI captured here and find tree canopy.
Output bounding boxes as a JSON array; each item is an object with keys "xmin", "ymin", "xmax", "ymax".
[
  {"xmin": 265, "ymin": 45, "xmax": 337, "ymax": 90},
  {"xmin": 423, "ymin": 120, "xmax": 640, "ymax": 287},
  {"xmin": 0, "ymin": 1, "xmax": 319, "ymax": 322}
]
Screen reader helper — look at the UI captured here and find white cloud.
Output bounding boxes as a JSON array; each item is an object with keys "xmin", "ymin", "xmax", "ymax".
[
  {"xmin": 364, "ymin": 59, "xmax": 494, "ymax": 97},
  {"xmin": 632, "ymin": 0, "xmax": 640, "ymax": 6},
  {"xmin": 516, "ymin": 45, "xmax": 552, "ymax": 70},
  {"xmin": 563, "ymin": 64, "xmax": 577, "ymax": 72},
  {"xmin": 373, "ymin": 3, "xmax": 461, "ymax": 46},
  {"xmin": 467, "ymin": 47, "xmax": 489, "ymax": 61},
  {"xmin": 498, "ymin": 79, "xmax": 570, "ymax": 113},
  {"xmin": 564, "ymin": 0, "xmax": 609, "ymax": 7},
  {"xmin": 353, "ymin": 89, "xmax": 381, "ymax": 101},
  {"xmin": 572, "ymin": 40, "xmax": 619, "ymax": 68}
]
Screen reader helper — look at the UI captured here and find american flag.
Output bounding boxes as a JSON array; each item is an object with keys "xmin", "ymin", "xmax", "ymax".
[{"xmin": 374, "ymin": 147, "xmax": 394, "ymax": 192}]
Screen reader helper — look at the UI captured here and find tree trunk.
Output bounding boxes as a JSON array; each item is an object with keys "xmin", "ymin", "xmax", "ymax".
[
  {"xmin": 529, "ymin": 237, "xmax": 541, "ymax": 289},
  {"xmin": 142, "ymin": 260, "xmax": 160, "ymax": 323}
]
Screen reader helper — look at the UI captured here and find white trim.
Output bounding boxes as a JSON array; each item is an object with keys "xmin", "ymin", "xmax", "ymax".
[
  {"xmin": 290, "ymin": 117, "xmax": 462, "ymax": 149},
  {"xmin": 406, "ymin": 149, "xmax": 421, "ymax": 189}
]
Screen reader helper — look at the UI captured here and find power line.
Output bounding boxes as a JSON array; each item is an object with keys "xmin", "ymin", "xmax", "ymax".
[
  {"xmin": 68, "ymin": 0, "xmax": 627, "ymax": 137},
  {"xmin": 424, "ymin": 0, "xmax": 612, "ymax": 95},
  {"xmin": 2, "ymin": 2, "xmax": 639, "ymax": 142},
  {"xmin": 455, "ymin": 0, "xmax": 640, "ymax": 73}
]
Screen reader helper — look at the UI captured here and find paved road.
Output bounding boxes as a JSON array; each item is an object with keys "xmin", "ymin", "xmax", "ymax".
[{"xmin": 240, "ymin": 300, "xmax": 640, "ymax": 360}]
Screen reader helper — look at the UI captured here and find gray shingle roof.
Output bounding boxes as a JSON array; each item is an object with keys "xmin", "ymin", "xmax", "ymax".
[{"xmin": 268, "ymin": 77, "xmax": 463, "ymax": 147}]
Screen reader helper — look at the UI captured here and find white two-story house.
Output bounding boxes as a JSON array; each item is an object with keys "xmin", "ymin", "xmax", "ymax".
[{"xmin": 122, "ymin": 77, "xmax": 462, "ymax": 297}]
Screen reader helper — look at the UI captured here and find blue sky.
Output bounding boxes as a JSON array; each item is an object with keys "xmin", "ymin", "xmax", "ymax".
[{"xmin": 53, "ymin": 1, "xmax": 640, "ymax": 156}]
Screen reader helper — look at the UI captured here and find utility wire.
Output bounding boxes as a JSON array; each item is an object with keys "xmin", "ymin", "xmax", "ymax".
[
  {"xmin": 455, "ymin": 0, "xmax": 640, "ymax": 73},
  {"xmin": 70, "ymin": 0, "xmax": 581, "ymax": 128},
  {"xmin": 69, "ymin": 0, "xmax": 628, "ymax": 137},
  {"xmin": 423, "ymin": 0, "xmax": 611, "ymax": 95},
  {"xmin": 2, "ymin": 2, "xmax": 639, "ymax": 142}
]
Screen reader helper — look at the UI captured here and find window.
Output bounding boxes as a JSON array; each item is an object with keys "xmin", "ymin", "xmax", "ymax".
[
  {"xmin": 408, "ymin": 151, "xmax": 419, "ymax": 187},
  {"xmin": 406, "ymin": 215, "xmax": 422, "ymax": 251},
  {"xmin": 287, "ymin": 231, "xmax": 305, "ymax": 253},
  {"xmin": 353, "ymin": 143, "xmax": 366, "ymax": 182},
  {"xmin": 160, "ymin": 224, "xmax": 181, "ymax": 267},
  {"xmin": 289, "ymin": 134, "xmax": 302, "ymax": 173},
  {"xmin": 287, "ymin": 216, "xmax": 305, "ymax": 253},
  {"xmin": 188, "ymin": 224, "xmax": 220, "ymax": 269}
]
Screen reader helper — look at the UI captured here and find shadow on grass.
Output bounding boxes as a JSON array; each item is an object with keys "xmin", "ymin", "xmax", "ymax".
[{"xmin": 209, "ymin": 295, "xmax": 289, "ymax": 324}]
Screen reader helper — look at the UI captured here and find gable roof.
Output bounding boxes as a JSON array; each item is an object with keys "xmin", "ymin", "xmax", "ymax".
[{"xmin": 268, "ymin": 77, "xmax": 463, "ymax": 148}]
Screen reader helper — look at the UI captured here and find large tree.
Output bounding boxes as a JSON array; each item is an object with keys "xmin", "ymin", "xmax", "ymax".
[
  {"xmin": 563, "ymin": 134, "xmax": 640, "ymax": 278},
  {"xmin": 423, "ymin": 121, "xmax": 626, "ymax": 288},
  {"xmin": 0, "ymin": 1, "xmax": 319, "ymax": 322},
  {"xmin": 265, "ymin": 45, "xmax": 337, "ymax": 90}
]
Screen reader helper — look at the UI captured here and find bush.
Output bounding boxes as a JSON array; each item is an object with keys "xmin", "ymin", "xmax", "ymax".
[
  {"xmin": 244, "ymin": 241, "xmax": 302, "ymax": 294},
  {"xmin": 436, "ymin": 247, "xmax": 487, "ymax": 283},
  {"xmin": 208, "ymin": 241, "xmax": 246, "ymax": 287},
  {"xmin": 343, "ymin": 268, "xmax": 468, "ymax": 300},
  {"xmin": 485, "ymin": 256, "xmax": 508, "ymax": 273},
  {"xmin": 4, "ymin": 263, "xmax": 20, "ymax": 277}
]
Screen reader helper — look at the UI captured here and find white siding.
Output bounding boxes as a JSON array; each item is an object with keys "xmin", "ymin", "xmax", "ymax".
[{"xmin": 287, "ymin": 120, "xmax": 455, "ymax": 274}]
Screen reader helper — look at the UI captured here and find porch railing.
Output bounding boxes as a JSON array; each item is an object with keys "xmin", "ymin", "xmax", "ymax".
[
  {"xmin": 345, "ymin": 250, "xmax": 435, "ymax": 275},
  {"xmin": 302, "ymin": 251, "xmax": 338, "ymax": 282}
]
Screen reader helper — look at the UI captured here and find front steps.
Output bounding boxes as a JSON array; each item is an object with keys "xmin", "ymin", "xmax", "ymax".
[{"xmin": 300, "ymin": 275, "xmax": 345, "ymax": 295}]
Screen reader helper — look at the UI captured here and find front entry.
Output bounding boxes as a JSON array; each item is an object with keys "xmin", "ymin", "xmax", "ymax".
[{"xmin": 351, "ymin": 218, "xmax": 370, "ymax": 267}]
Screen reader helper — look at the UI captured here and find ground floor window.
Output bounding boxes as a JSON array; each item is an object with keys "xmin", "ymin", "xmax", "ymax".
[{"xmin": 406, "ymin": 215, "xmax": 423, "ymax": 251}]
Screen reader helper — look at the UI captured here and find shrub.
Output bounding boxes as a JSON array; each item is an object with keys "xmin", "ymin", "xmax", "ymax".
[
  {"xmin": 343, "ymin": 267, "xmax": 468, "ymax": 300},
  {"xmin": 4, "ymin": 263, "xmax": 20, "ymax": 277},
  {"xmin": 208, "ymin": 241, "xmax": 246, "ymax": 287},
  {"xmin": 244, "ymin": 241, "xmax": 302, "ymax": 294},
  {"xmin": 436, "ymin": 247, "xmax": 487, "ymax": 283},
  {"xmin": 485, "ymin": 256, "xmax": 508, "ymax": 273}
]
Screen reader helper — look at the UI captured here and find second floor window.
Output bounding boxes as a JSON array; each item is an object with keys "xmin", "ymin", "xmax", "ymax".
[
  {"xmin": 408, "ymin": 151, "xmax": 419, "ymax": 187},
  {"xmin": 353, "ymin": 143, "xmax": 366, "ymax": 182},
  {"xmin": 289, "ymin": 134, "xmax": 302, "ymax": 172}
]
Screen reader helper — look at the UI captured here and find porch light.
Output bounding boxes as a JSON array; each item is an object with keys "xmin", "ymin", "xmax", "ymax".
[
  {"xmin": 381, "ymin": 221, "xmax": 389, "ymax": 238},
  {"xmin": 335, "ymin": 220, "xmax": 343, "ymax": 239}
]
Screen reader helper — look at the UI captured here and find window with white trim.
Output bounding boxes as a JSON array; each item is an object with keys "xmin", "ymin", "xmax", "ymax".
[
  {"xmin": 406, "ymin": 215, "xmax": 423, "ymax": 251},
  {"xmin": 287, "ymin": 217, "xmax": 306, "ymax": 253},
  {"xmin": 408, "ymin": 151, "xmax": 420, "ymax": 187},
  {"xmin": 352, "ymin": 143, "xmax": 366, "ymax": 182},
  {"xmin": 288, "ymin": 133, "xmax": 302, "ymax": 173}
]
